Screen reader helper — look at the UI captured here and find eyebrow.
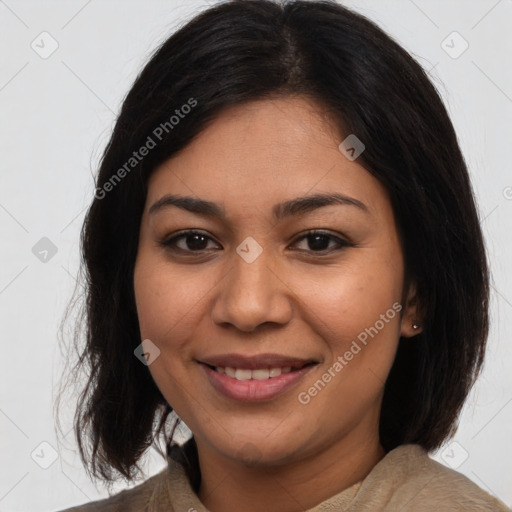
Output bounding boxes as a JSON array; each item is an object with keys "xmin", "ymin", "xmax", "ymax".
[{"xmin": 148, "ymin": 192, "xmax": 370, "ymax": 220}]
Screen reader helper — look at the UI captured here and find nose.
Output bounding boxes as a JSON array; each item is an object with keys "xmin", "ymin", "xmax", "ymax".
[{"xmin": 210, "ymin": 244, "xmax": 293, "ymax": 333}]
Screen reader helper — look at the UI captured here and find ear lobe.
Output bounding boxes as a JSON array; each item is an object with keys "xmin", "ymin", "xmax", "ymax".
[{"xmin": 400, "ymin": 282, "xmax": 423, "ymax": 338}]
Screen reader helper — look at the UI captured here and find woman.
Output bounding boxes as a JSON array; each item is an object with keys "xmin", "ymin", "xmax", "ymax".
[{"xmin": 55, "ymin": 0, "xmax": 509, "ymax": 510}]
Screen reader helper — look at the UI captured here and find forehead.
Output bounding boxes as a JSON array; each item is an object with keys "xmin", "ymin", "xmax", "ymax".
[{"xmin": 145, "ymin": 96, "xmax": 390, "ymax": 220}]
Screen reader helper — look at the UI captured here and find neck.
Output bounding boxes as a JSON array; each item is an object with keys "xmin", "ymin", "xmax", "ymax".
[{"xmin": 196, "ymin": 431, "xmax": 385, "ymax": 512}]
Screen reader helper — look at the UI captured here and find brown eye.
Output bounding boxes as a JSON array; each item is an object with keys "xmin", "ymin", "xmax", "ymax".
[
  {"xmin": 291, "ymin": 230, "xmax": 351, "ymax": 253},
  {"xmin": 159, "ymin": 230, "xmax": 220, "ymax": 253},
  {"xmin": 159, "ymin": 229, "xmax": 351, "ymax": 256}
]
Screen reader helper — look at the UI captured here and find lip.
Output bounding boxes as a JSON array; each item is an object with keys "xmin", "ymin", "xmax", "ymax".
[
  {"xmin": 198, "ymin": 353, "xmax": 316, "ymax": 370},
  {"xmin": 199, "ymin": 360, "xmax": 318, "ymax": 402}
]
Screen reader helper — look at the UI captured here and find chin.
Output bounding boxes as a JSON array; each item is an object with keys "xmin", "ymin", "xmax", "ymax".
[{"xmin": 213, "ymin": 432, "xmax": 304, "ymax": 468}]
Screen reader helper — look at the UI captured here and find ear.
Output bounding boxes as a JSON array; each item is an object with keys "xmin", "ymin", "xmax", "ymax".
[{"xmin": 400, "ymin": 282, "xmax": 423, "ymax": 338}]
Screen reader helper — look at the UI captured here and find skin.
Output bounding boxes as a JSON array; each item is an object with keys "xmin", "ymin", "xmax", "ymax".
[{"xmin": 133, "ymin": 95, "xmax": 421, "ymax": 512}]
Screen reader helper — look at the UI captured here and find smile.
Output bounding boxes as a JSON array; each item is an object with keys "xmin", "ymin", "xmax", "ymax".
[
  {"xmin": 199, "ymin": 361, "xmax": 317, "ymax": 402},
  {"xmin": 213, "ymin": 366, "xmax": 294, "ymax": 380}
]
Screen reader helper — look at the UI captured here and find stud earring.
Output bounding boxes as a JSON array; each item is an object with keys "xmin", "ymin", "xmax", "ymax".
[{"xmin": 412, "ymin": 324, "xmax": 420, "ymax": 330}]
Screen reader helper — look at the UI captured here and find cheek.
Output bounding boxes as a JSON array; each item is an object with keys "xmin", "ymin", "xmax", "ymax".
[
  {"xmin": 134, "ymin": 256, "xmax": 205, "ymax": 343},
  {"xmin": 133, "ymin": 257, "xmax": 202, "ymax": 411},
  {"xmin": 133, "ymin": 265, "xmax": 172, "ymax": 340},
  {"xmin": 299, "ymin": 258, "xmax": 401, "ymax": 325},
  {"xmin": 293, "ymin": 251, "xmax": 403, "ymax": 366},
  {"xmin": 293, "ymin": 266, "xmax": 402, "ymax": 429}
]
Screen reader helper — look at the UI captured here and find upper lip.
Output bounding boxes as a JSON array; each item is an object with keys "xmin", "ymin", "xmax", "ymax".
[{"xmin": 198, "ymin": 353, "xmax": 317, "ymax": 370}]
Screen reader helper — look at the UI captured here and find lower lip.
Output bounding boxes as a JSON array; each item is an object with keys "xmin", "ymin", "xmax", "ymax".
[{"xmin": 200, "ymin": 363, "xmax": 316, "ymax": 402}]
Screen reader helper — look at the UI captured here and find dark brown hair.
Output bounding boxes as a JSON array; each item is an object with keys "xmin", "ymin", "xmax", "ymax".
[{"xmin": 55, "ymin": 0, "xmax": 489, "ymax": 488}]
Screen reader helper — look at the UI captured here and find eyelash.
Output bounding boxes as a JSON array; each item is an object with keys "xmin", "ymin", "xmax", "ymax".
[{"xmin": 158, "ymin": 229, "xmax": 352, "ymax": 256}]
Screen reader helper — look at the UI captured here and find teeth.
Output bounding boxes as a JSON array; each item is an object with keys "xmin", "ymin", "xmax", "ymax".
[
  {"xmin": 234, "ymin": 369, "xmax": 252, "ymax": 381},
  {"xmin": 225, "ymin": 367, "xmax": 236, "ymax": 378},
  {"xmin": 252, "ymin": 369, "xmax": 269, "ymax": 380},
  {"xmin": 216, "ymin": 366, "xmax": 294, "ymax": 380}
]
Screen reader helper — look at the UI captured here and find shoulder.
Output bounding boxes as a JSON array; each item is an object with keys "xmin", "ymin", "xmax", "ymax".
[
  {"xmin": 55, "ymin": 467, "xmax": 169, "ymax": 512},
  {"xmin": 361, "ymin": 444, "xmax": 509, "ymax": 511}
]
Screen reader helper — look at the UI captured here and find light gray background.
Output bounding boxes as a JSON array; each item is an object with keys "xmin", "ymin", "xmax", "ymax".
[{"xmin": 1, "ymin": 0, "xmax": 511, "ymax": 510}]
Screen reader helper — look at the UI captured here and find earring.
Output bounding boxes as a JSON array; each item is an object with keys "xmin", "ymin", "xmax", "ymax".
[{"xmin": 412, "ymin": 324, "xmax": 420, "ymax": 330}]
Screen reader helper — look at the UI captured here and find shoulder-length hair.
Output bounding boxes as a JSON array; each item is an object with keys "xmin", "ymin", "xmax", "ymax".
[{"xmin": 55, "ymin": 0, "xmax": 489, "ymax": 485}]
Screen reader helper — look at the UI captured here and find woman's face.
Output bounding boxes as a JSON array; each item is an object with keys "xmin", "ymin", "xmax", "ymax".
[{"xmin": 134, "ymin": 96, "xmax": 418, "ymax": 466}]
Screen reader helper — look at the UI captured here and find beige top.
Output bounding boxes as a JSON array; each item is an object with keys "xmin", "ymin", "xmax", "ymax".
[{"xmin": 58, "ymin": 440, "xmax": 509, "ymax": 511}]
